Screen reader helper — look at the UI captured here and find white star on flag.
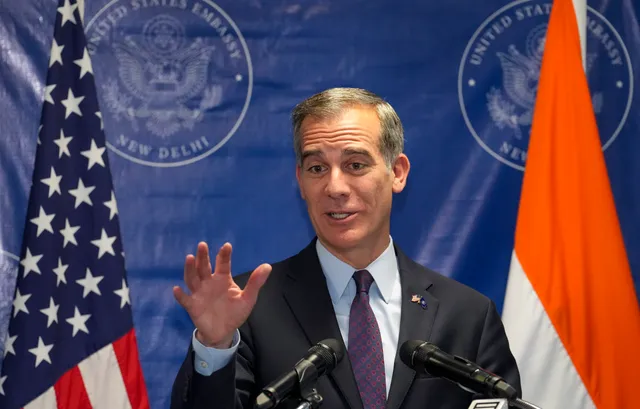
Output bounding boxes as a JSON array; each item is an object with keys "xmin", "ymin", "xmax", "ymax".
[
  {"xmin": 80, "ymin": 139, "xmax": 106, "ymax": 169},
  {"xmin": 73, "ymin": 48, "xmax": 93, "ymax": 79},
  {"xmin": 49, "ymin": 39, "xmax": 64, "ymax": 68},
  {"xmin": 4, "ymin": 335, "xmax": 17, "ymax": 358},
  {"xmin": 68, "ymin": 178, "xmax": 95, "ymax": 208},
  {"xmin": 59, "ymin": 218, "xmax": 80, "ymax": 247},
  {"xmin": 40, "ymin": 297, "xmax": 60, "ymax": 328},
  {"xmin": 0, "ymin": 375, "xmax": 5, "ymax": 396},
  {"xmin": 20, "ymin": 248, "xmax": 43, "ymax": 278},
  {"xmin": 61, "ymin": 88, "xmax": 84, "ymax": 118},
  {"xmin": 65, "ymin": 307, "xmax": 91, "ymax": 337},
  {"xmin": 28, "ymin": 337, "xmax": 54, "ymax": 367},
  {"xmin": 41, "ymin": 167, "xmax": 63, "ymax": 197},
  {"xmin": 104, "ymin": 191, "xmax": 119, "ymax": 220},
  {"xmin": 114, "ymin": 279, "xmax": 131, "ymax": 308},
  {"xmin": 91, "ymin": 228, "xmax": 116, "ymax": 259},
  {"xmin": 76, "ymin": 268, "xmax": 104, "ymax": 298},
  {"xmin": 12, "ymin": 289, "xmax": 31, "ymax": 317},
  {"xmin": 53, "ymin": 257, "xmax": 69, "ymax": 286},
  {"xmin": 44, "ymin": 84, "xmax": 56, "ymax": 105},
  {"xmin": 29, "ymin": 206, "xmax": 55, "ymax": 237},
  {"xmin": 57, "ymin": 0, "xmax": 77, "ymax": 27},
  {"xmin": 54, "ymin": 129, "xmax": 73, "ymax": 158}
]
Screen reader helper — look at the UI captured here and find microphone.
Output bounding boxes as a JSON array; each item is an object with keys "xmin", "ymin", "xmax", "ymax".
[
  {"xmin": 400, "ymin": 340, "xmax": 517, "ymax": 399},
  {"xmin": 255, "ymin": 338, "xmax": 344, "ymax": 409}
]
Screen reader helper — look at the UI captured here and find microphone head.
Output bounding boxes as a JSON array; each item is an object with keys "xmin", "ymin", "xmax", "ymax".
[
  {"xmin": 311, "ymin": 338, "xmax": 344, "ymax": 371},
  {"xmin": 254, "ymin": 392, "xmax": 274, "ymax": 409},
  {"xmin": 400, "ymin": 340, "xmax": 427, "ymax": 367}
]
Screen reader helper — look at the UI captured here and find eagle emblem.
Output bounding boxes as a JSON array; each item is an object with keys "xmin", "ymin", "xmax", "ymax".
[
  {"xmin": 487, "ymin": 24, "xmax": 600, "ymax": 140},
  {"xmin": 102, "ymin": 15, "xmax": 223, "ymax": 138}
]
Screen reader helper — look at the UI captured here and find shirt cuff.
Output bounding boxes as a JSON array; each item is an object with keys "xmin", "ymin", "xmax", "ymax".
[{"xmin": 192, "ymin": 329, "xmax": 240, "ymax": 376}]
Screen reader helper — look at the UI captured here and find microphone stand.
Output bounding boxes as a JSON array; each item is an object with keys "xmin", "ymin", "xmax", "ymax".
[
  {"xmin": 289, "ymin": 359, "xmax": 324, "ymax": 409},
  {"xmin": 509, "ymin": 398, "xmax": 542, "ymax": 409}
]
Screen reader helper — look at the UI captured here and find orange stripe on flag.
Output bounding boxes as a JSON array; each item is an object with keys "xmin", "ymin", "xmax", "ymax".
[
  {"xmin": 112, "ymin": 329, "xmax": 150, "ymax": 409},
  {"xmin": 514, "ymin": 0, "xmax": 640, "ymax": 408}
]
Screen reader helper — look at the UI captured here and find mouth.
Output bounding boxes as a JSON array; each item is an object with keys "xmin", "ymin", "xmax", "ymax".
[{"xmin": 326, "ymin": 212, "xmax": 356, "ymax": 222}]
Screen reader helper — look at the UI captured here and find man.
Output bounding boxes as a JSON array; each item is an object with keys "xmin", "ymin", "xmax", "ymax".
[{"xmin": 171, "ymin": 88, "xmax": 521, "ymax": 409}]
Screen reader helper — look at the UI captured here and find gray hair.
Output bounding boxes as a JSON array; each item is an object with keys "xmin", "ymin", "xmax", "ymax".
[{"xmin": 291, "ymin": 88, "xmax": 404, "ymax": 168}]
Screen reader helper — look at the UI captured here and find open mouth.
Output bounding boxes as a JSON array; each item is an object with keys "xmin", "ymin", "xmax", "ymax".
[{"xmin": 327, "ymin": 212, "xmax": 355, "ymax": 221}]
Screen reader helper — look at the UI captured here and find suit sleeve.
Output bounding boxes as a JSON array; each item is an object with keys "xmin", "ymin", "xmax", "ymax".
[
  {"xmin": 170, "ymin": 323, "xmax": 257, "ymax": 409},
  {"xmin": 475, "ymin": 300, "xmax": 522, "ymax": 398}
]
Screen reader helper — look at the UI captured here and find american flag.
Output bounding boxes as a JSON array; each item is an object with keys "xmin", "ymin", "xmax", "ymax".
[{"xmin": 0, "ymin": 1, "xmax": 149, "ymax": 408}]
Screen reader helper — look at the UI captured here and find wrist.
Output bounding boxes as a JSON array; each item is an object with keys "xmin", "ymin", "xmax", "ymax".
[{"xmin": 195, "ymin": 330, "xmax": 234, "ymax": 349}]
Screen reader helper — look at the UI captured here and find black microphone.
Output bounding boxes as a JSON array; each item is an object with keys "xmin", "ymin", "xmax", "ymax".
[
  {"xmin": 400, "ymin": 340, "xmax": 517, "ymax": 399},
  {"xmin": 255, "ymin": 338, "xmax": 344, "ymax": 409}
]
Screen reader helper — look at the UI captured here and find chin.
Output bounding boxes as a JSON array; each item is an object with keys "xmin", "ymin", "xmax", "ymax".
[{"xmin": 320, "ymin": 230, "xmax": 366, "ymax": 251}]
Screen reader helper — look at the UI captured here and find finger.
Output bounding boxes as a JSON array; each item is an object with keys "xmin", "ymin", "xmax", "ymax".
[
  {"xmin": 195, "ymin": 242, "xmax": 212, "ymax": 280},
  {"xmin": 195, "ymin": 242, "xmax": 212, "ymax": 281},
  {"xmin": 242, "ymin": 263, "xmax": 272, "ymax": 304},
  {"xmin": 184, "ymin": 254, "xmax": 200, "ymax": 293},
  {"xmin": 213, "ymin": 242, "xmax": 232, "ymax": 277},
  {"xmin": 173, "ymin": 286, "xmax": 193, "ymax": 311}
]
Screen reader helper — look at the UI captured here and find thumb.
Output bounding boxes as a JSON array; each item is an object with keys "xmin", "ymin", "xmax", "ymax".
[{"xmin": 241, "ymin": 264, "xmax": 272, "ymax": 305}]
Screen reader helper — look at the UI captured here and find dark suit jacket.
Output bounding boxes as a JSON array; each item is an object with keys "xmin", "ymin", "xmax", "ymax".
[{"xmin": 171, "ymin": 239, "xmax": 521, "ymax": 409}]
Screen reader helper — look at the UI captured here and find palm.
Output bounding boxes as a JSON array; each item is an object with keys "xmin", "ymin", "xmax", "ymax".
[
  {"xmin": 173, "ymin": 242, "xmax": 271, "ymax": 347},
  {"xmin": 188, "ymin": 275, "xmax": 252, "ymax": 342}
]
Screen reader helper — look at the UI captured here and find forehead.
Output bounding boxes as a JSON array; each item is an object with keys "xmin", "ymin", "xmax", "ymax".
[{"xmin": 299, "ymin": 107, "xmax": 381, "ymax": 151}]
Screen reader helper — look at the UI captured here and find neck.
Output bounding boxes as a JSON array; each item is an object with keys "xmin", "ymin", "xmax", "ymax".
[{"xmin": 319, "ymin": 235, "xmax": 391, "ymax": 270}]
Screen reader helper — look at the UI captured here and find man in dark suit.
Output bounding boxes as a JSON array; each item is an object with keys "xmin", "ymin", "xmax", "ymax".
[{"xmin": 171, "ymin": 88, "xmax": 521, "ymax": 409}]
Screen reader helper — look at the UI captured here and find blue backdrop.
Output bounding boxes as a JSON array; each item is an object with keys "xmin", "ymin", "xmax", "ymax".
[{"xmin": 1, "ymin": 0, "xmax": 638, "ymax": 407}]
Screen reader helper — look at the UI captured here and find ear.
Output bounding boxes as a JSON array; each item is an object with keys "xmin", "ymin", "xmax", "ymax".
[
  {"xmin": 391, "ymin": 154, "xmax": 410, "ymax": 193},
  {"xmin": 296, "ymin": 165, "xmax": 307, "ymax": 200}
]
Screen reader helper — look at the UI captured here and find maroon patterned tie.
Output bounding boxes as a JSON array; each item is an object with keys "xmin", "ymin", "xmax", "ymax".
[{"xmin": 348, "ymin": 270, "xmax": 386, "ymax": 409}]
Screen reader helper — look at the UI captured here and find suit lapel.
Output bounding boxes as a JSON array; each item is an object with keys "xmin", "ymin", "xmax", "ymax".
[
  {"xmin": 386, "ymin": 246, "xmax": 440, "ymax": 409},
  {"xmin": 282, "ymin": 241, "xmax": 364, "ymax": 409}
]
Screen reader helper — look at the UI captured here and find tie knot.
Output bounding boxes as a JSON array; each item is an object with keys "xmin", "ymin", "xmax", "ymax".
[{"xmin": 353, "ymin": 270, "xmax": 374, "ymax": 294}]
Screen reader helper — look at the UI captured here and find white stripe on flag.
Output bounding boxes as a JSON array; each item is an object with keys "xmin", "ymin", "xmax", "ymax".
[
  {"xmin": 78, "ymin": 343, "xmax": 132, "ymax": 409},
  {"xmin": 572, "ymin": 0, "xmax": 587, "ymax": 67},
  {"xmin": 502, "ymin": 250, "xmax": 595, "ymax": 409},
  {"xmin": 24, "ymin": 386, "xmax": 57, "ymax": 409}
]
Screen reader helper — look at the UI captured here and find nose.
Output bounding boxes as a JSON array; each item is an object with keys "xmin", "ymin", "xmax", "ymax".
[{"xmin": 324, "ymin": 167, "xmax": 350, "ymax": 198}]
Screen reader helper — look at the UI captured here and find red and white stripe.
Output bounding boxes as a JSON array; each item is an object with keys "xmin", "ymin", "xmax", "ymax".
[{"xmin": 23, "ymin": 330, "xmax": 148, "ymax": 409}]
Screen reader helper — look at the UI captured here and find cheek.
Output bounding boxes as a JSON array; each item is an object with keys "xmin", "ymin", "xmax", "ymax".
[
  {"xmin": 368, "ymin": 181, "xmax": 393, "ymax": 209},
  {"xmin": 300, "ymin": 178, "xmax": 318, "ymax": 200},
  {"xmin": 357, "ymin": 181, "xmax": 384, "ymax": 206},
  {"xmin": 303, "ymin": 185, "xmax": 323, "ymax": 208}
]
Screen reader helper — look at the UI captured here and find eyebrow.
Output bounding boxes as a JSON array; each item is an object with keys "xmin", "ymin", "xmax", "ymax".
[
  {"xmin": 343, "ymin": 148, "xmax": 374, "ymax": 159},
  {"xmin": 301, "ymin": 148, "xmax": 374, "ymax": 163},
  {"xmin": 301, "ymin": 149, "xmax": 323, "ymax": 162}
]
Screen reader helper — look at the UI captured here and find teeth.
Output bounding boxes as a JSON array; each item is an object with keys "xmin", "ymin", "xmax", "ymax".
[{"xmin": 329, "ymin": 213, "xmax": 350, "ymax": 219}]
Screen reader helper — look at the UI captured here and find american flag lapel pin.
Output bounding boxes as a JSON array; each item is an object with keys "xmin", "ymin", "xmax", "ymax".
[{"xmin": 411, "ymin": 294, "xmax": 427, "ymax": 310}]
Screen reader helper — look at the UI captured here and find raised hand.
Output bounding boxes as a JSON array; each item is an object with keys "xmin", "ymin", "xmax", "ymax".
[{"xmin": 173, "ymin": 242, "xmax": 272, "ymax": 348}]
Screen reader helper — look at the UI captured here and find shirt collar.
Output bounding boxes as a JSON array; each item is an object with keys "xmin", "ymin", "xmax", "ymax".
[{"xmin": 316, "ymin": 237, "xmax": 397, "ymax": 304}]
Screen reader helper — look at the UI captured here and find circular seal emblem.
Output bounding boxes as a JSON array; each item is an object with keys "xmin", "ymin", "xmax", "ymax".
[
  {"xmin": 458, "ymin": 0, "xmax": 632, "ymax": 171},
  {"xmin": 86, "ymin": 0, "xmax": 253, "ymax": 167}
]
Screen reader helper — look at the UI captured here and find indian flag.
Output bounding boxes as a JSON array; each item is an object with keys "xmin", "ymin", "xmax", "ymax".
[{"xmin": 501, "ymin": 0, "xmax": 640, "ymax": 408}]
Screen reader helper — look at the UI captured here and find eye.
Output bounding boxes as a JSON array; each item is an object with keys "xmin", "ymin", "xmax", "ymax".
[
  {"xmin": 307, "ymin": 165, "xmax": 324, "ymax": 174},
  {"xmin": 348, "ymin": 162, "xmax": 367, "ymax": 171}
]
